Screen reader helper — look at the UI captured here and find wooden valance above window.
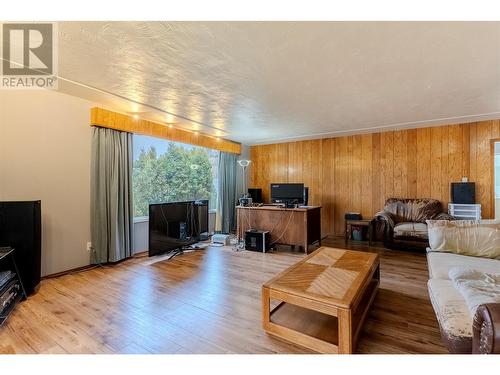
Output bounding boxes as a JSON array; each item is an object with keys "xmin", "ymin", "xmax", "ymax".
[{"xmin": 90, "ymin": 107, "xmax": 241, "ymax": 155}]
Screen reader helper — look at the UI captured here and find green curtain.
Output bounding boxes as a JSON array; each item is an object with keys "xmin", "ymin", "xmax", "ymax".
[
  {"xmin": 90, "ymin": 127, "xmax": 133, "ymax": 264},
  {"xmin": 217, "ymin": 152, "xmax": 238, "ymax": 233}
]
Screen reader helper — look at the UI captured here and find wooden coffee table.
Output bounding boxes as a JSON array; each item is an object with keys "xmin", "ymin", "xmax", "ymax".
[{"xmin": 262, "ymin": 247, "xmax": 379, "ymax": 354}]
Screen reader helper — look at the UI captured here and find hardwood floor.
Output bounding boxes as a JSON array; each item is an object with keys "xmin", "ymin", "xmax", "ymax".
[{"xmin": 0, "ymin": 238, "xmax": 448, "ymax": 354}]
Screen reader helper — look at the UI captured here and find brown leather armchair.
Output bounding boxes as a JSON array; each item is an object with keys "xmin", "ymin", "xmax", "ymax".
[
  {"xmin": 473, "ymin": 303, "xmax": 500, "ymax": 354},
  {"xmin": 372, "ymin": 198, "xmax": 453, "ymax": 250}
]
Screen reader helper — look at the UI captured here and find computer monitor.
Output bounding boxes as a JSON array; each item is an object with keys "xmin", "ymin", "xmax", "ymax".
[
  {"xmin": 270, "ymin": 183, "xmax": 305, "ymax": 204},
  {"xmin": 247, "ymin": 188, "xmax": 263, "ymax": 203}
]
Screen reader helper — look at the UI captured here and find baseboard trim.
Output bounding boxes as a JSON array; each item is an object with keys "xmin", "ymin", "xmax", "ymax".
[
  {"xmin": 42, "ymin": 251, "xmax": 150, "ymax": 279},
  {"xmin": 42, "ymin": 264, "xmax": 97, "ymax": 279}
]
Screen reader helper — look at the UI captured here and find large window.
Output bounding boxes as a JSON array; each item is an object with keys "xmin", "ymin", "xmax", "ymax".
[{"xmin": 132, "ymin": 135, "xmax": 220, "ymax": 218}]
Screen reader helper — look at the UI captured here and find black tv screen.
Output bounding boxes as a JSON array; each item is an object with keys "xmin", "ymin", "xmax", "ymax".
[
  {"xmin": 149, "ymin": 200, "xmax": 209, "ymax": 256},
  {"xmin": 270, "ymin": 183, "xmax": 305, "ymax": 203}
]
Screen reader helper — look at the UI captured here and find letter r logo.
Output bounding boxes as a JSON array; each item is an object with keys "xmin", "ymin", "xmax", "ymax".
[{"xmin": 2, "ymin": 23, "xmax": 54, "ymax": 75}]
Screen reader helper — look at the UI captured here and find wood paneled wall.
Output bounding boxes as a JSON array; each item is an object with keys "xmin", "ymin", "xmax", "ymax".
[{"xmin": 250, "ymin": 120, "xmax": 500, "ymax": 236}]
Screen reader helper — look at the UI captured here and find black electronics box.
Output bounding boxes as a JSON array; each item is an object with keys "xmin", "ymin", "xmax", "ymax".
[
  {"xmin": 239, "ymin": 197, "xmax": 252, "ymax": 207},
  {"xmin": 245, "ymin": 229, "xmax": 270, "ymax": 253},
  {"xmin": 451, "ymin": 182, "xmax": 476, "ymax": 204},
  {"xmin": 247, "ymin": 188, "xmax": 263, "ymax": 204},
  {"xmin": 345, "ymin": 212, "xmax": 362, "ymax": 220}
]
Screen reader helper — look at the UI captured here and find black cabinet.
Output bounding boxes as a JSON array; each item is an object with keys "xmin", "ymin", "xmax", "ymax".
[
  {"xmin": 0, "ymin": 201, "xmax": 41, "ymax": 295},
  {"xmin": 0, "ymin": 247, "xmax": 27, "ymax": 326}
]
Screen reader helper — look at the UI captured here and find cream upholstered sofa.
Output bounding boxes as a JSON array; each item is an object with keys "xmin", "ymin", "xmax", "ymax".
[{"xmin": 426, "ymin": 220, "xmax": 500, "ymax": 354}]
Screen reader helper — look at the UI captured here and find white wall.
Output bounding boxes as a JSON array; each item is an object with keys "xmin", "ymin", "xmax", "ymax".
[{"xmin": 0, "ymin": 90, "xmax": 95, "ymax": 276}]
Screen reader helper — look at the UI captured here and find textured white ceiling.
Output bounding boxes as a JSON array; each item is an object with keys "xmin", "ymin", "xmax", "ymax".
[{"xmin": 56, "ymin": 22, "xmax": 500, "ymax": 144}]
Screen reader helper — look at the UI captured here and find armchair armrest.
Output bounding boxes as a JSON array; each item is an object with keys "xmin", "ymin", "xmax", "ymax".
[
  {"xmin": 372, "ymin": 210, "xmax": 397, "ymax": 226},
  {"xmin": 434, "ymin": 212, "xmax": 455, "ymax": 220},
  {"xmin": 473, "ymin": 303, "xmax": 500, "ymax": 354},
  {"xmin": 371, "ymin": 211, "xmax": 397, "ymax": 242}
]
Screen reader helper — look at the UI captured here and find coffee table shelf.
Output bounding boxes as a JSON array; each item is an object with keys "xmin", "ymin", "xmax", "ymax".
[{"xmin": 262, "ymin": 247, "xmax": 380, "ymax": 354}]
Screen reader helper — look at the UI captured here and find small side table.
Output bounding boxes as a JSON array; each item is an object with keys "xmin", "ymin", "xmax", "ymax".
[{"xmin": 344, "ymin": 219, "xmax": 373, "ymax": 246}]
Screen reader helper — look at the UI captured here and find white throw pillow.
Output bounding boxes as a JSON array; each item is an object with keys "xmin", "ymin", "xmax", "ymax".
[{"xmin": 427, "ymin": 220, "xmax": 500, "ymax": 259}]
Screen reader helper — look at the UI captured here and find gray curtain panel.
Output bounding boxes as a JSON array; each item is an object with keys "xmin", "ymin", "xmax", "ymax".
[
  {"xmin": 90, "ymin": 127, "xmax": 133, "ymax": 264},
  {"xmin": 217, "ymin": 152, "xmax": 238, "ymax": 233}
]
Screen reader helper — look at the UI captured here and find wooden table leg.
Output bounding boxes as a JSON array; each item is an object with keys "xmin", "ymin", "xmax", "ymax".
[
  {"xmin": 262, "ymin": 286, "xmax": 271, "ymax": 331},
  {"xmin": 338, "ymin": 309, "xmax": 353, "ymax": 354}
]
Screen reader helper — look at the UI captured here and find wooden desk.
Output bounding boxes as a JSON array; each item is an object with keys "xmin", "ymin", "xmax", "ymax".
[{"xmin": 236, "ymin": 205, "xmax": 321, "ymax": 254}]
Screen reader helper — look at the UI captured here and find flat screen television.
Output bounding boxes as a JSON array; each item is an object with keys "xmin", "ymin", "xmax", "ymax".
[
  {"xmin": 0, "ymin": 201, "xmax": 41, "ymax": 295},
  {"xmin": 270, "ymin": 183, "xmax": 305, "ymax": 204},
  {"xmin": 148, "ymin": 200, "xmax": 209, "ymax": 256}
]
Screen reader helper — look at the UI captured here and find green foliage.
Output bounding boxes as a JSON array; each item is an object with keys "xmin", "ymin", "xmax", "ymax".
[{"xmin": 133, "ymin": 142, "xmax": 215, "ymax": 217}]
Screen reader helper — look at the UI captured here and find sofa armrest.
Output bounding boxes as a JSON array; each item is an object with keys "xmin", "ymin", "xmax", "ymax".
[
  {"xmin": 472, "ymin": 303, "xmax": 500, "ymax": 354},
  {"xmin": 371, "ymin": 211, "xmax": 396, "ymax": 242},
  {"xmin": 434, "ymin": 212, "xmax": 455, "ymax": 220},
  {"xmin": 372, "ymin": 210, "xmax": 397, "ymax": 225}
]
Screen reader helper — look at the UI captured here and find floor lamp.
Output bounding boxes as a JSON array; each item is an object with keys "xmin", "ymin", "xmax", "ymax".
[{"xmin": 237, "ymin": 159, "xmax": 251, "ymax": 202}]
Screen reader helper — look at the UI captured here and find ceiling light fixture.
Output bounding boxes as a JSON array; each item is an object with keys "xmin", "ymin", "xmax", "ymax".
[{"xmin": 133, "ymin": 114, "xmax": 139, "ymax": 120}]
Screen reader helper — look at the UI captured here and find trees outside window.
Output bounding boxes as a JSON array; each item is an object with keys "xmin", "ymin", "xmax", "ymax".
[{"xmin": 133, "ymin": 135, "xmax": 219, "ymax": 218}]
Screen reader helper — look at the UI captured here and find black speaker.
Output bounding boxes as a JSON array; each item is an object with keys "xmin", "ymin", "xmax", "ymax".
[
  {"xmin": 0, "ymin": 201, "xmax": 41, "ymax": 295},
  {"xmin": 194, "ymin": 199, "xmax": 209, "ymax": 240},
  {"xmin": 303, "ymin": 187, "xmax": 309, "ymax": 206},
  {"xmin": 451, "ymin": 182, "xmax": 476, "ymax": 204},
  {"xmin": 245, "ymin": 229, "xmax": 270, "ymax": 252},
  {"xmin": 248, "ymin": 188, "xmax": 263, "ymax": 203}
]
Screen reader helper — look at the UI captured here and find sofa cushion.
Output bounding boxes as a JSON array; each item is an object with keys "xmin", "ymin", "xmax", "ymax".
[
  {"xmin": 428, "ymin": 278, "xmax": 472, "ymax": 353},
  {"xmin": 427, "ymin": 220, "xmax": 500, "ymax": 259},
  {"xmin": 448, "ymin": 267, "xmax": 500, "ymax": 316},
  {"xmin": 427, "ymin": 252, "xmax": 500, "ymax": 280},
  {"xmin": 393, "ymin": 222, "xmax": 428, "ymax": 239}
]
